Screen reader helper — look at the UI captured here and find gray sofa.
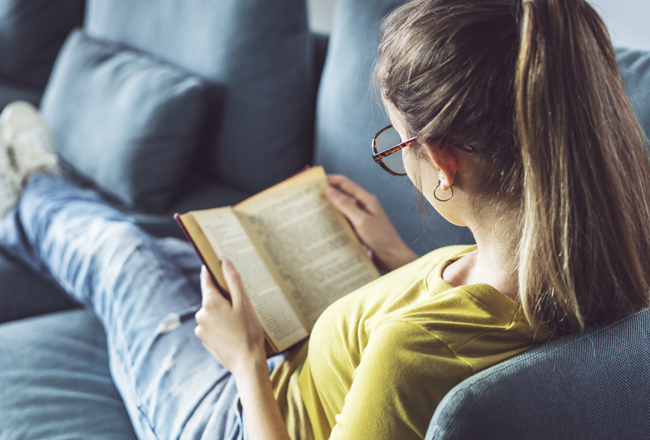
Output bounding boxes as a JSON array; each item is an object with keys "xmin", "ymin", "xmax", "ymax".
[{"xmin": 0, "ymin": 0, "xmax": 649, "ymax": 438}]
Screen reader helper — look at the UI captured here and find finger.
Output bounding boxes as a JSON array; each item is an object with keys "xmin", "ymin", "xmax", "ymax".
[
  {"xmin": 200, "ymin": 266, "xmax": 217, "ymax": 291},
  {"xmin": 326, "ymin": 174, "xmax": 347, "ymax": 186},
  {"xmin": 327, "ymin": 174, "xmax": 378, "ymax": 211},
  {"xmin": 326, "ymin": 186, "xmax": 369, "ymax": 226},
  {"xmin": 222, "ymin": 259, "xmax": 247, "ymax": 309},
  {"xmin": 200, "ymin": 266, "xmax": 229, "ymax": 308}
]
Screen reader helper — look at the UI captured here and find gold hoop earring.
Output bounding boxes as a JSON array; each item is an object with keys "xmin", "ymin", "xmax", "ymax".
[{"xmin": 434, "ymin": 180, "xmax": 453, "ymax": 202}]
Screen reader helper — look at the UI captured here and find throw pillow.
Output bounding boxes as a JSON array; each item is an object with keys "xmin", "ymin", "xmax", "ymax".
[{"xmin": 40, "ymin": 29, "xmax": 209, "ymax": 211}]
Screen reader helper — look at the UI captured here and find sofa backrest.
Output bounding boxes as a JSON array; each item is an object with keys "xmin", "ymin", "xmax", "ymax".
[
  {"xmin": 0, "ymin": 0, "xmax": 84, "ymax": 109},
  {"xmin": 616, "ymin": 47, "xmax": 650, "ymax": 149},
  {"xmin": 82, "ymin": 0, "xmax": 315, "ymax": 195},
  {"xmin": 0, "ymin": 0, "xmax": 84, "ymax": 90}
]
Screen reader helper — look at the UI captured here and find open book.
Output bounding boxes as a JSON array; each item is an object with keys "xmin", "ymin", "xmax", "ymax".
[{"xmin": 175, "ymin": 167, "xmax": 380, "ymax": 355}]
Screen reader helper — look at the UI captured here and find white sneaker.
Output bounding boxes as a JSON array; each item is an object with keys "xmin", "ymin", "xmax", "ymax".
[
  {"xmin": 0, "ymin": 101, "xmax": 59, "ymax": 217},
  {"xmin": 0, "ymin": 101, "xmax": 58, "ymax": 184}
]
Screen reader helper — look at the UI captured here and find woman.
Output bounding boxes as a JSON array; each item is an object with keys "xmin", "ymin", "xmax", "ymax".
[{"xmin": 1, "ymin": 0, "xmax": 649, "ymax": 439}]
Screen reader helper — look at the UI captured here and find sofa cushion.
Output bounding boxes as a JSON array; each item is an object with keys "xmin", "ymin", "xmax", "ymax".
[
  {"xmin": 40, "ymin": 29, "xmax": 210, "ymax": 211},
  {"xmin": 0, "ymin": 252, "xmax": 77, "ymax": 324},
  {"xmin": 314, "ymin": 0, "xmax": 474, "ymax": 256},
  {"xmin": 0, "ymin": 0, "xmax": 84, "ymax": 89},
  {"xmin": 427, "ymin": 309, "xmax": 650, "ymax": 439},
  {"xmin": 83, "ymin": 0, "xmax": 314, "ymax": 194},
  {"xmin": 0, "ymin": 309, "xmax": 137, "ymax": 440}
]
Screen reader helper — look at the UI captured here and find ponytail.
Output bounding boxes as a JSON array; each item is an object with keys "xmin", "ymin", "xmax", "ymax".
[{"xmin": 516, "ymin": 0, "xmax": 650, "ymax": 337}]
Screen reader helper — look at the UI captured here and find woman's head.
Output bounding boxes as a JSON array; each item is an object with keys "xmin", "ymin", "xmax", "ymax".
[
  {"xmin": 376, "ymin": 0, "xmax": 650, "ymax": 338},
  {"xmin": 376, "ymin": 0, "xmax": 521, "ymax": 201}
]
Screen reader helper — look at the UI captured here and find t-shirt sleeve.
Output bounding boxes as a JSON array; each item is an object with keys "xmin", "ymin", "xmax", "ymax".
[{"xmin": 328, "ymin": 320, "xmax": 473, "ymax": 440}]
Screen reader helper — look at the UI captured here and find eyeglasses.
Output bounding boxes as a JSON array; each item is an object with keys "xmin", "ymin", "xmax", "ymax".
[{"xmin": 371, "ymin": 125, "xmax": 475, "ymax": 176}]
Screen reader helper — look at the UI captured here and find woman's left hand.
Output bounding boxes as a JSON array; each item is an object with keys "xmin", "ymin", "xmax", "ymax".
[{"xmin": 195, "ymin": 260, "xmax": 267, "ymax": 377}]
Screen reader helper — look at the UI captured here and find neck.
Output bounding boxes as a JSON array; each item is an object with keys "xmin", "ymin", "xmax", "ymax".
[{"xmin": 443, "ymin": 213, "xmax": 520, "ymax": 301}]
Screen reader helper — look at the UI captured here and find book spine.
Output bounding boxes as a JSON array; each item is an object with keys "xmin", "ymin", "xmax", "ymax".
[{"xmin": 173, "ymin": 213, "xmax": 231, "ymax": 302}]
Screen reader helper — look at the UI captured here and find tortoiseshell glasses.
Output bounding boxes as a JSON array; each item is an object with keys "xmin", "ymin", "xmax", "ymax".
[{"xmin": 371, "ymin": 125, "xmax": 475, "ymax": 176}]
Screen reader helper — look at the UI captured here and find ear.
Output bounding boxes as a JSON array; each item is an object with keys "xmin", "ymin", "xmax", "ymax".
[{"xmin": 420, "ymin": 139, "xmax": 458, "ymax": 190}]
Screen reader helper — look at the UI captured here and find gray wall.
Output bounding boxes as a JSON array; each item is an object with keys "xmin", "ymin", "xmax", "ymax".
[
  {"xmin": 307, "ymin": 0, "xmax": 338, "ymax": 34},
  {"xmin": 591, "ymin": 0, "xmax": 650, "ymax": 50},
  {"xmin": 307, "ymin": 0, "xmax": 650, "ymax": 50}
]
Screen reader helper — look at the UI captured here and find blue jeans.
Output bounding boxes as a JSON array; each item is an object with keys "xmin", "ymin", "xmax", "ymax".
[{"xmin": 0, "ymin": 174, "xmax": 286, "ymax": 440}]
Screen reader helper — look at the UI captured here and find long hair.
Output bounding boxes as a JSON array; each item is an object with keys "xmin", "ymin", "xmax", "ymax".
[{"xmin": 376, "ymin": 0, "xmax": 650, "ymax": 338}]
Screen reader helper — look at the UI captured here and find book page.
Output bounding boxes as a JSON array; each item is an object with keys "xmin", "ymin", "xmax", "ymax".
[
  {"xmin": 235, "ymin": 167, "xmax": 380, "ymax": 330},
  {"xmin": 191, "ymin": 208, "xmax": 308, "ymax": 352}
]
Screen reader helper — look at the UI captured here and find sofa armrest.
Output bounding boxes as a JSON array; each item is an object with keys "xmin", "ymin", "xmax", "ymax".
[{"xmin": 427, "ymin": 309, "xmax": 650, "ymax": 439}]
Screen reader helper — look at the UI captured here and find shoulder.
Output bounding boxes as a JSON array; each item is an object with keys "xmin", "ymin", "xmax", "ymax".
[{"xmin": 366, "ymin": 320, "xmax": 470, "ymax": 368}]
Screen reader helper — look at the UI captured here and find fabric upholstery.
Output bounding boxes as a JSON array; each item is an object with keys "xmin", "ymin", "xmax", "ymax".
[
  {"xmin": 313, "ymin": 0, "xmax": 475, "ymax": 256},
  {"xmin": 0, "ymin": 0, "xmax": 84, "ymax": 89},
  {"xmin": 40, "ymin": 29, "xmax": 210, "ymax": 211},
  {"xmin": 83, "ymin": 0, "xmax": 315, "ymax": 194},
  {"xmin": 0, "ymin": 309, "xmax": 137, "ymax": 440},
  {"xmin": 427, "ymin": 309, "xmax": 650, "ymax": 440}
]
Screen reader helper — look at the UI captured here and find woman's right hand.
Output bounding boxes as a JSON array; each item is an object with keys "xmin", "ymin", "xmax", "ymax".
[{"xmin": 326, "ymin": 174, "xmax": 418, "ymax": 273}]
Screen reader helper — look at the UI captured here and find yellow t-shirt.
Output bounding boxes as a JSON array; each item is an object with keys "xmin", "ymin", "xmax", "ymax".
[{"xmin": 270, "ymin": 245, "xmax": 538, "ymax": 440}]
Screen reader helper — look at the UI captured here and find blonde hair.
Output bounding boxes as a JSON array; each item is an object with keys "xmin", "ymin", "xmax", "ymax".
[{"xmin": 376, "ymin": 0, "xmax": 650, "ymax": 338}]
